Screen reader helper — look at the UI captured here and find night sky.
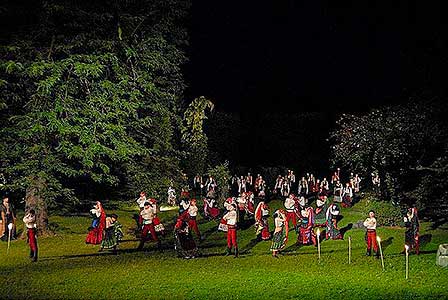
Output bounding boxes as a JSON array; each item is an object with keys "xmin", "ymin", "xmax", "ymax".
[
  {"xmin": 187, "ymin": 1, "xmax": 445, "ymax": 113},
  {"xmin": 184, "ymin": 1, "xmax": 446, "ymax": 171}
]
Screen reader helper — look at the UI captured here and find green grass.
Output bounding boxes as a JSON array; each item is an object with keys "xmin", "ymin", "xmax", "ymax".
[{"xmin": 1, "ymin": 197, "xmax": 447, "ymax": 299}]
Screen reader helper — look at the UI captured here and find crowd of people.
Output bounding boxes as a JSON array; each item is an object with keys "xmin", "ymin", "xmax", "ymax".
[
  {"xmin": 81, "ymin": 167, "xmax": 419, "ymax": 260},
  {"xmin": 1, "ymin": 166, "xmax": 420, "ymax": 262}
]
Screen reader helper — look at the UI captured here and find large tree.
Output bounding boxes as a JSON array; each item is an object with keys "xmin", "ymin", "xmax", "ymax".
[
  {"xmin": 0, "ymin": 0, "xmax": 190, "ymax": 233},
  {"xmin": 329, "ymin": 100, "xmax": 448, "ymax": 221}
]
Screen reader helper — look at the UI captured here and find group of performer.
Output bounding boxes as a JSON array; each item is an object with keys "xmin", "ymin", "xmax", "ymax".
[
  {"xmin": 81, "ymin": 167, "xmax": 421, "ymax": 260},
  {"xmin": 1, "ymin": 167, "xmax": 420, "ymax": 263}
]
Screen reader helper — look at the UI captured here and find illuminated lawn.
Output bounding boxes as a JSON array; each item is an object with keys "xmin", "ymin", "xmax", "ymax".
[{"xmin": 1, "ymin": 198, "xmax": 447, "ymax": 299}]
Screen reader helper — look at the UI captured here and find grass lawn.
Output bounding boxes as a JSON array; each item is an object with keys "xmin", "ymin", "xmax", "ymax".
[{"xmin": 1, "ymin": 197, "xmax": 447, "ymax": 299}]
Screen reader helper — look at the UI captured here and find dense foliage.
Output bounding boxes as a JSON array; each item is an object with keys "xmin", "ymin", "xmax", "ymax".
[
  {"xmin": 0, "ymin": 0, "xmax": 191, "ymax": 231},
  {"xmin": 330, "ymin": 100, "xmax": 448, "ymax": 221}
]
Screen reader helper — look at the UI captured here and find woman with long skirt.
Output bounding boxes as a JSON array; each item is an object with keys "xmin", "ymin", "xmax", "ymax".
[
  {"xmin": 270, "ymin": 209, "xmax": 288, "ymax": 258},
  {"xmin": 255, "ymin": 200, "xmax": 271, "ymax": 241},
  {"xmin": 86, "ymin": 201, "xmax": 106, "ymax": 245},
  {"xmin": 174, "ymin": 212, "xmax": 199, "ymax": 259},
  {"xmin": 100, "ymin": 214, "xmax": 123, "ymax": 253}
]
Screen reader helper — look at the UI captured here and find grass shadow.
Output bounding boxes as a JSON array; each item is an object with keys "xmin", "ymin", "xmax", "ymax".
[
  {"xmin": 340, "ymin": 223, "xmax": 353, "ymax": 238},
  {"xmin": 240, "ymin": 237, "xmax": 262, "ymax": 254},
  {"xmin": 381, "ymin": 236, "xmax": 394, "ymax": 251},
  {"xmin": 420, "ymin": 234, "xmax": 432, "ymax": 247}
]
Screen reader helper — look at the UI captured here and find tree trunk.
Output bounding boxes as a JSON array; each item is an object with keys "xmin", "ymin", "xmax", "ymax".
[{"xmin": 25, "ymin": 176, "xmax": 50, "ymax": 236}]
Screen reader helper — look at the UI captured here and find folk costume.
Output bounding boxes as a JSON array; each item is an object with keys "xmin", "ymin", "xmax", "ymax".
[
  {"xmin": 203, "ymin": 197, "xmax": 220, "ymax": 219},
  {"xmin": 89, "ymin": 202, "xmax": 102, "ymax": 229},
  {"xmin": 136, "ymin": 192, "xmax": 147, "ymax": 228},
  {"xmin": 341, "ymin": 184, "xmax": 353, "ymax": 208},
  {"xmin": 314, "ymin": 196, "xmax": 327, "ymax": 227},
  {"xmin": 231, "ymin": 175, "xmax": 240, "ymax": 197},
  {"xmin": 222, "ymin": 203, "xmax": 238, "ymax": 257},
  {"xmin": 137, "ymin": 202, "xmax": 161, "ymax": 250},
  {"xmin": 23, "ymin": 210, "xmax": 38, "ymax": 262},
  {"xmin": 284, "ymin": 195, "xmax": 298, "ymax": 232},
  {"xmin": 333, "ymin": 182, "xmax": 343, "ymax": 203},
  {"xmin": 297, "ymin": 206, "xmax": 316, "ymax": 246},
  {"xmin": 321, "ymin": 178, "xmax": 329, "ymax": 194},
  {"xmin": 298, "ymin": 177, "xmax": 308, "ymax": 197},
  {"xmin": 1, "ymin": 197, "xmax": 16, "ymax": 241},
  {"xmin": 178, "ymin": 198, "xmax": 190, "ymax": 215},
  {"xmin": 281, "ymin": 180, "xmax": 290, "ymax": 197},
  {"xmin": 353, "ymin": 175, "xmax": 361, "ymax": 193},
  {"xmin": 187, "ymin": 199, "xmax": 201, "ymax": 239},
  {"xmin": 404, "ymin": 207, "xmax": 419, "ymax": 254},
  {"xmin": 149, "ymin": 198, "xmax": 165, "ymax": 235},
  {"xmin": 363, "ymin": 212, "xmax": 379, "ymax": 257},
  {"xmin": 193, "ymin": 175, "xmax": 203, "ymax": 197},
  {"xmin": 245, "ymin": 192, "xmax": 255, "ymax": 217},
  {"xmin": 255, "ymin": 201, "xmax": 271, "ymax": 240},
  {"xmin": 174, "ymin": 212, "xmax": 199, "ymax": 259},
  {"xmin": 274, "ymin": 176, "xmax": 283, "ymax": 195},
  {"xmin": 167, "ymin": 186, "xmax": 176, "ymax": 206},
  {"xmin": 238, "ymin": 177, "xmax": 247, "ymax": 194},
  {"xmin": 237, "ymin": 194, "xmax": 248, "ymax": 223},
  {"xmin": 246, "ymin": 173, "xmax": 253, "ymax": 192},
  {"xmin": 86, "ymin": 201, "xmax": 106, "ymax": 245},
  {"xmin": 325, "ymin": 203, "xmax": 342, "ymax": 240},
  {"xmin": 270, "ymin": 209, "xmax": 288, "ymax": 257},
  {"xmin": 100, "ymin": 214, "xmax": 123, "ymax": 252}
]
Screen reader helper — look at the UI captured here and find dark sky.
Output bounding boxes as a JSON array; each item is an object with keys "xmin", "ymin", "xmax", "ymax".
[{"xmin": 186, "ymin": 1, "xmax": 446, "ymax": 113}]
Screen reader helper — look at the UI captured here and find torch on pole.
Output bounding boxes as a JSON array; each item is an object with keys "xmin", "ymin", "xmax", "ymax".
[
  {"xmin": 377, "ymin": 236, "xmax": 385, "ymax": 271},
  {"xmin": 317, "ymin": 228, "xmax": 321, "ymax": 263},
  {"xmin": 7, "ymin": 223, "xmax": 13, "ymax": 254}
]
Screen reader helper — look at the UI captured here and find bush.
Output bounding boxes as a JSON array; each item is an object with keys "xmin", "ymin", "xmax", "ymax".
[{"xmin": 362, "ymin": 193, "xmax": 403, "ymax": 226}]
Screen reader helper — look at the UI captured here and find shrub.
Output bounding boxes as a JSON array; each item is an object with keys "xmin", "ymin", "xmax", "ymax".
[{"xmin": 362, "ymin": 193, "xmax": 403, "ymax": 226}]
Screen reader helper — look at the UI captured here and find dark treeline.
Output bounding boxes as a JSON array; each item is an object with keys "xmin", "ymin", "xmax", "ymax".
[{"xmin": 205, "ymin": 111, "xmax": 334, "ymax": 178}]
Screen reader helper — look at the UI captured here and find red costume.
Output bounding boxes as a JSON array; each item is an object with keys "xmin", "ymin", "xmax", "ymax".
[{"xmin": 86, "ymin": 201, "xmax": 106, "ymax": 245}]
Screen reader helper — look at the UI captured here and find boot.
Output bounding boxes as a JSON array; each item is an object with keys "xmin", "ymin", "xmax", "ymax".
[
  {"xmin": 29, "ymin": 250, "xmax": 34, "ymax": 259},
  {"xmin": 365, "ymin": 249, "xmax": 371, "ymax": 256},
  {"xmin": 225, "ymin": 247, "xmax": 231, "ymax": 256},
  {"xmin": 374, "ymin": 251, "xmax": 380, "ymax": 259},
  {"xmin": 32, "ymin": 249, "xmax": 38, "ymax": 262},
  {"xmin": 234, "ymin": 247, "xmax": 239, "ymax": 258}
]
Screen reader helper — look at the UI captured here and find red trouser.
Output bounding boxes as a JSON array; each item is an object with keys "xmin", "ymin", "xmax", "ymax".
[
  {"xmin": 141, "ymin": 223, "xmax": 158, "ymax": 242},
  {"xmin": 227, "ymin": 226, "xmax": 237, "ymax": 248},
  {"xmin": 286, "ymin": 211, "xmax": 297, "ymax": 227},
  {"xmin": 188, "ymin": 218, "xmax": 200, "ymax": 237},
  {"xmin": 366, "ymin": 230, "xmax": 378, "ymax": 252},
  {"xmin": 27, "ymin": 228, "xmax": 38, "ymax": 252}
]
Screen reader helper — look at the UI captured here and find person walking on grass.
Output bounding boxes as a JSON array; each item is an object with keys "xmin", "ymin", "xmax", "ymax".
[
  {"xmin": 363, "ymin": 210, "xmax": 379, "ymax": 258},
  {"xmin": 23, "ymin": 209, "xmax": 38, "ymax": 262}
]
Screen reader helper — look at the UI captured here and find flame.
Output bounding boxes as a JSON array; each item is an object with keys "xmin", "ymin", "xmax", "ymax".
[
  {"xmin": 317, "ymin": 229, "xmax": 320, "ymax": 236},
  {"xmin": 376, "ymin": 236, "xmax": 381, "ymax": 243},
  {"xmin": 7, "ymin": 223, "xmax": 13, "ymax": 230},
  {"xmin": 405, "ymin": 245, "xmax": 409, "ymax": 251}
]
